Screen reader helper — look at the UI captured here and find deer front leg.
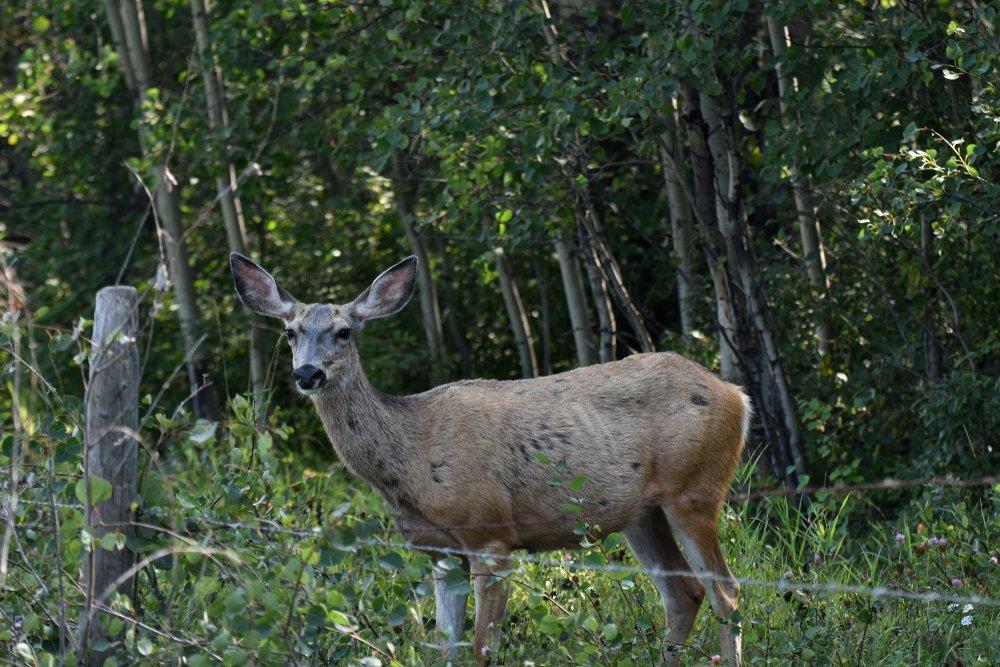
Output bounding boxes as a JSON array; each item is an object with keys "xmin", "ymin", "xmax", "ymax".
[
  {"xmin": 471, "ymin": 548, "xmax": 511, "ymax": 666},
  {"xmin": 432, "ymin": 556, "xmax": 470, "ymax": 663}
]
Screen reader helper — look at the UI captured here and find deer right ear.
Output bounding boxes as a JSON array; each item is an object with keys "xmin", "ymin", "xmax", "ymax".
[
  {"xmin": 350, "ymin": 256, "xmax": 417, "ymax": 322},
  {"xmin": 230, "ymin": 253, "xmax": 297, "ymax": 319}
]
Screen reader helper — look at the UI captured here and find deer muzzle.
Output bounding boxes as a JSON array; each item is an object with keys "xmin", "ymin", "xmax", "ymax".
[{"xmin": 293, "ymin": 364, "xmax": 327, "ymax": 391}]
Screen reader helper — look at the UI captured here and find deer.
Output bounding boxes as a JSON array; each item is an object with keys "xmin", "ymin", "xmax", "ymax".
[{"xmin": 230, "ymin": 252, "xmax": 750, "ymax": 666}]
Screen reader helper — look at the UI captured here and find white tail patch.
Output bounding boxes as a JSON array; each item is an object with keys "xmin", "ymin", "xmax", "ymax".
[{"xmin": 739, "ymin": 392, "xmax": 753, "ymax": 444}]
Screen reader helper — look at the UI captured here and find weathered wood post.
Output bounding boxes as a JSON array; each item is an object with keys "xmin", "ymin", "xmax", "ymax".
[{"xmin": 80, "ymin": 286, "xmax": 139, "ymax": 661}]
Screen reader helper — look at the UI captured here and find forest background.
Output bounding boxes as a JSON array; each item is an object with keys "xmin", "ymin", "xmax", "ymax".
[{"xmin": 1, "ymin": 0, "xmax": 998, "ymax": 664}]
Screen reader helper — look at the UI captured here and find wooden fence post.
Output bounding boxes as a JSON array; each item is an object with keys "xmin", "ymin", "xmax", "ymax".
[{"xmin": 80, "ymin": 286, "xmax": 139, "ymax": 662}]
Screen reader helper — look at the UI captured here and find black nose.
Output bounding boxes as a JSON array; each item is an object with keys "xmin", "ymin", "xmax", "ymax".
[{"xmin": 292, "ymin": 365, "xmax": 326, "ymax": 390}]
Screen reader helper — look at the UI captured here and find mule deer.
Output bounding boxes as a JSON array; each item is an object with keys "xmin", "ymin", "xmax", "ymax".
[{"xmin": 231, "ymin": 253, "xmax": 749, "ymax": 665}]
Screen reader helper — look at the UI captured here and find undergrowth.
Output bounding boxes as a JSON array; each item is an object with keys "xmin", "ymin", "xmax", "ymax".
[{"xmin": 2, "ymin": 391, "xmax": 998, "ymax": 666}]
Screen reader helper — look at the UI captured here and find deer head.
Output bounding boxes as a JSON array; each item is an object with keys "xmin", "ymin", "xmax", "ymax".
[{"xmin": 230, "ymin": 253, "xmax": 417, "ymax": 394}]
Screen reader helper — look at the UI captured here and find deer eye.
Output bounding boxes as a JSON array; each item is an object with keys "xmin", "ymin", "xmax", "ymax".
[
  {"xmin": 335, "ymin": 328, "xmax": 351, "ymax": 341},
  {"xmin": 284, "ymin": 328, "xmax": 296, "ymax": 341}
]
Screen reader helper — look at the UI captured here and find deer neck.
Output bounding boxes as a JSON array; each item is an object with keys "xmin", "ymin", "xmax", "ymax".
[{"xmin": 310, "ymin": 363, "xmax": 412, "ymax": 505}]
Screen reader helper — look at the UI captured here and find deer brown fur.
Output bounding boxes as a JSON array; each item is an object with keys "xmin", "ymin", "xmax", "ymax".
[{"xmin": 231, "ymin": 253, "xmax": 749, "ymax": 666}]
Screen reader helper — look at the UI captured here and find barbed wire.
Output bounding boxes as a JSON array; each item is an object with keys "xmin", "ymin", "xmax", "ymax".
[
  {"xmin": 172, "ymin": 516, "xmax": 1000, "ymax": 609},
  {"xmin": 1, "ymin": 482, "xmax": 998, "ymax": 665},
  {"xmin": 4, "ymin": 463, "xmax": 998, "ymax": 611},
  {"xmin": 361, "ymin": 536, "xmax": 1000, "ymax": 608},
  {"xmin": 6, "ymin": 472, "xmax": 997, "ymax": 532},
  {"xmin": 135, "ymin": 498, "xmax": 1000, "ymax": 610},
  {"xmin": 27, "ymin": 509, "xmax": 988, "ymax": 609}
]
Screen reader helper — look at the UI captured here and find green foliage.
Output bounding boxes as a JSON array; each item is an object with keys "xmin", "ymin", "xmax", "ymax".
[
  {"xmin": 1, "ymin": 381, "xmax": 997, "ymax": 663},
  {"xmin": 1, "ymin": 0, "xmax": 999, "ymax": 663}
]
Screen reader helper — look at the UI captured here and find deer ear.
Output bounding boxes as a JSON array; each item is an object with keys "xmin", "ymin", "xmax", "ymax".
[
  {"xmin": 350, "ymin": 256, "xmax": 417, "ymax": 322},
  {"xmin": 230, "ymin": 253, "xmax": 297, "ymax": 319}
]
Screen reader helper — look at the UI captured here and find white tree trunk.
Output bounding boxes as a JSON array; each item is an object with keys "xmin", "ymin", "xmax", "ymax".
[
  {"xmin": 493, "ymin": 248, "xmax": 538, "ymax": 378},
  {"xmin": 701, "ymin": 92, "xmax": 805, "ymax": 479},
  {"xmin": 575, "ymin": 185, "xmax": 656, "ymax": 353},
  {"xmin": 392, "ymin": 156, "xmax": 447, "ymax": 383},
  {"xmin": 658, "ymin": 109, "xmax": 696, "ymax": 339},
  {"xmin": 578, "ymin": 227, "xmax": 616, "ymax": 363},
  {"xmin": 153, "ymin": 166, "xmax": 218, "ymax": 418},
  {"xmin": 111, "ymin": 0, "xmax": 217, "ymax": 418},
  {"xmin": 553, "ymin": 234, "xmax": 597, "ymax": 366},
  {"xmin": 766, "ymin": 15, "xmax": 833, "ymax": 357},
  {"xmin": 678, "ymin": 82, "xmax": 741, "ymax": 381},
  {"xmin": 189, "ymin": 0, "xmax": 266, "ymax": 401}
]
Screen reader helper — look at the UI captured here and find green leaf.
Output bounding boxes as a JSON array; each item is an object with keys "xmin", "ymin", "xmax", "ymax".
[
  {"xmin": 189, "ymin": 420, "xmax": 217, "ymax": 444},
  {"xmin": 75, "ymin": 475, "xmax": 113, "ymax": 505},
  {"xmin": 388, "ymin": 603, "xmax": 408, "ymax": 627},
  {"xmin": 569, "ymin": 475, "xmax": 587, "ymax": 492},
  {"xmin": 444, "ymin": 566, "xmax": 472, "ymax": 595},
  {"xmin": 379, "ymin": 552, "xmax": 405, "ymax": 570},
  {"xmin": 99, "ymin": 532, "xmax": 125, "ymax": 551},
  {"xmin": 559, "ymin": 502, "xmax": 583, "ymax": 515},
  {"xmin": 539, "ymin": 614, "xmax": 561, "ymax": 635},
  {"xmin": 223, "ymin": 650, "xmax": 248, "ymax": 666},
  {"xmin": 210, "ymin": 631, "xmax": 230, "ymax": 651},
  {"xmin": 136, "ymin": 636, "xmax": 153, "ymax": 656},
  {"xmin": 196, "ymin": 576, "xmax": 220, "ymax": 597}
]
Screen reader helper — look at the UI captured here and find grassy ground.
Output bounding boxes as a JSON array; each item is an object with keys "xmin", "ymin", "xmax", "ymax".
[{"xmin": 3, "ymin": 396, "xmax": 999, "ymax": 665}]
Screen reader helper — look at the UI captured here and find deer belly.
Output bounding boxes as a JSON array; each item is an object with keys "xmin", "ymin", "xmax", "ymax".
[{"xmin": 393, "ymin": 498, "xmax": 463, "ymax": 553}]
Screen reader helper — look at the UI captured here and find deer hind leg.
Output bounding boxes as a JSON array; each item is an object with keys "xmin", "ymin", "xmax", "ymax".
[
  {"xmin": 470, "ymin": 546, "xmax": 511, "ymax": 666},
  {"xmin": 664, "ymin": 504, "xmax": 742, "ymax": 667},
  {"xmin": 625, "ymin": 507, "xmax": 705, "ymax": 666},
  {"xmin": 432, "ymin": 555, "xmax": 470, "ymax": 663}
]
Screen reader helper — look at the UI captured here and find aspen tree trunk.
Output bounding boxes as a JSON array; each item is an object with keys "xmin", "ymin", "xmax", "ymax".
[
  {"xmin": 700, "ymin": 92, "xmax": 748, "ymax": 383},
  {"xmin": 492, "ymin": 245, "xmax": 538, "ymax": 379},
  {"xmin": 104, "ymin": 0, "xmax": 135, "ymax": 90},
  {"xmin": 658, "ymin": 108, "xmax": 696, "ymax": 338},
  {"xmin": 578, "ymin": 224, "xmax": 616, "ymax": 363},
  {"xmin": 109, "ymin": 0, "xmax": 218, "ymax": 419},
  {"xmin": 153, "ymin": 168, "xmax": 218, "ymax": 418},
  {"xmin": 766, "ymin": 15, "xmax": 834, "ymax": 357},
  {"xmin": 532, "ymin": 4, "xmax": 624, "ymax": 362},
  {"xmin": 189, "ymin": 0, "xmax": 266, "ymax": 400},
  {"xmin": 533, "ymin": 257, "xmax": 553, "ymax": 376},
  {"xmin": 678, "ymin": 82, "xmax": 741, "ymax": 381},
  {"xmin": 391, "ymin": 156, "xmax": 447, "ymax": 383},
  {"xmin": 432, "ymin": 234, "xmax": 472, "ymax": 378},
  {"xmin": 701, "ymin": 91, "xmax": 805, "ymax": 480},
  {"xmin": 675, "ymin": 80, "xmax": 799, "ymax": 480},
  {"xmin": 575, "ymin": 181, "xmax": 656, "ymax": 353},
  {"xmin": 553, "ymin": 234, "xmax": 597, "ymax": 366}
]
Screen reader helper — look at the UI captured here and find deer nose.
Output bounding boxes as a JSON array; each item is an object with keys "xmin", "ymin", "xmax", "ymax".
[{"xmin": 292, "ymin": 365, "xmax": 326, "ymax": 390}]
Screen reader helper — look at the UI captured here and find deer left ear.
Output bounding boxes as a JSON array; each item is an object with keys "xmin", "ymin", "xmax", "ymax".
[
  {"xmin": 350, "ymin": 256, "xmax": 417, "ymax": 321},
  {"xmin": 230, "ymin": 253, "xmax": 298, "ymax": 319}
]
